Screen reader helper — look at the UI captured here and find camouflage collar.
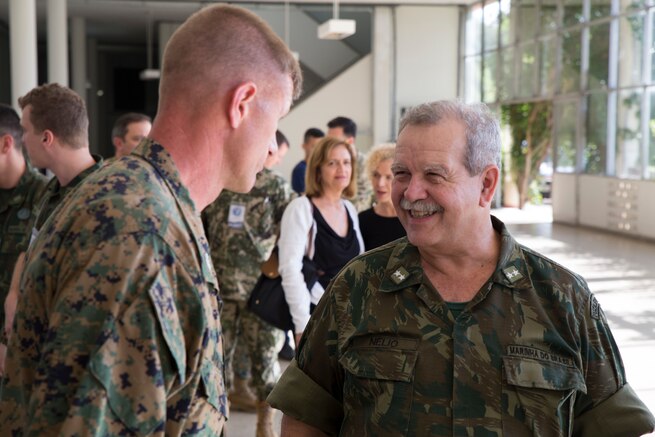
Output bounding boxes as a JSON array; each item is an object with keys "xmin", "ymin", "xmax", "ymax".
[
  {"xmin": 378, "ymin": 241, "xmax": 424, "ymax": 293},
  {"xmin": 377, "ymin": 216, "xmax": 532, "ymax": 293},
  {"xmin": 133, "ymin": 139, "xmax": 195, "ymax": 211},
  {"xmin": 490, "ymin": 215, "xmax": 533, "ymax": 290},
  {"xmin": 0, "ymin": 164, "xmax": 43, "ymax": 210},
  {"xmin": 41, "ymin": 154, "xmax": 104, "ymax": 200}
]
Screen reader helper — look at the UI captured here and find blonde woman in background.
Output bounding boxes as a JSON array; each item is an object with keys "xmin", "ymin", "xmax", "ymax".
[
  {"xmin": 358, "ymin": 143, "xmax": 406, "ymax": 250},
  {"xmin": 278, "ymin": 137, "xmax": 364, "ymax": 346}
]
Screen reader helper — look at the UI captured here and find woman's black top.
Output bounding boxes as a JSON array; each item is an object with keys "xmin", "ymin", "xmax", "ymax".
[
  {"xmin": 312, "ymin": 201, "xmax": 361, "ymax": 289},
  {"xmin": 358, "ymin": 207, "xmax": 406, "ymax": 250}
]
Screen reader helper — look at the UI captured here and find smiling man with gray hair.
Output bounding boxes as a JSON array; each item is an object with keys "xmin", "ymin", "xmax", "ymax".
[{"xmin": 269, "ymin": 100, "xmax": 655, "ymax": 436}]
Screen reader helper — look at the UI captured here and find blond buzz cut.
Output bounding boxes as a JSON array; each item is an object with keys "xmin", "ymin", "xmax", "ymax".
[{"xmin": 160, "ymin": 4, "xmax": 302, "ymax": 101}]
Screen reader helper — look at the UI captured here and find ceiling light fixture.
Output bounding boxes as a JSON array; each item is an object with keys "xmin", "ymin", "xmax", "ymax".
[
  {"xmin": 317, "ymin": 0, "xmax": 356, "ymax": 40},
  {"xmin": 140, "ymin": 10, "xmax": 160, "ymax": 81}
]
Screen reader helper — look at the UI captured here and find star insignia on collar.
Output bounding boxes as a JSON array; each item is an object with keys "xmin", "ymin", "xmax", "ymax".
[{"xmin": 391, "ymin": 267, "xmax": 410, "ymax": 284}]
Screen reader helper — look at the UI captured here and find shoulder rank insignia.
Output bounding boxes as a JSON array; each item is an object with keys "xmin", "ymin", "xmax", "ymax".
[
  {"xmin": 502, "ymin": 266, "xmax": 524, "ymax": 283},
  {"xmin": 390, "ymin": 267, "xmax": 410, "ymax": 284}
]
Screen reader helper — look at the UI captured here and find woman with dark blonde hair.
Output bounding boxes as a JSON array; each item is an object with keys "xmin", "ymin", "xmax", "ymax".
[
  {"xmin": 278, "ymin": 137, "xmax": 364, "ymax": 345},
  {"xmin": 358, "ymin": 143, "xmax": 406, "ymax": 250}
]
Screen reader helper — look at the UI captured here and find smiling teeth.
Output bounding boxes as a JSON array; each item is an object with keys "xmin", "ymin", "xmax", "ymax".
[{"xmin": 411, "ymin": 210, "xmax": 435, "ymax": 218}]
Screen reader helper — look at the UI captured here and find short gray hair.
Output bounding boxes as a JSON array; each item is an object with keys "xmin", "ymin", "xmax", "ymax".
[{"xmin": 398, "ymin": 100, "xmax": 501, "ymax": 175}]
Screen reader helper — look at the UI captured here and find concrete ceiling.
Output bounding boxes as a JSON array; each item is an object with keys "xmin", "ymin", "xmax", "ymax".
[{"xmin": 0, "ymin": 0, "xmax": 470, "ymax": 46}]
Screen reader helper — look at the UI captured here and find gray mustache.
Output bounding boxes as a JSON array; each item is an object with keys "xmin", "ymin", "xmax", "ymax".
[{"xmin": 399, "ymin": 198, "xmax": 444, "ymax": 214}]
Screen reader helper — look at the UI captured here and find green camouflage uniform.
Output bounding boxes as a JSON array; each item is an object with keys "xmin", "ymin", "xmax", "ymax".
[
  {"xmin": 0, "ymin": 140, "xmax": 227, "ymax": 435},
  {"xmin": 352, "ymin": 150, "xmax": 372, "ymax": 212},
  {"xmin": 203, "ymin": 168, "xmax": 294, "ymax": 399},
  {"xmin": 269, "ymin": 216, "xmax": 655, "ymax": 436},
  {"xmin": 0, "ymin": 165, "xmax": 48, "ymax": 339}
]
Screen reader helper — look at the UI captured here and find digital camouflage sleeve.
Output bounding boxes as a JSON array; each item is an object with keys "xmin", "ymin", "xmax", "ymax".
[
  {"xmin": 269, "ymin": 217, "xmax": 655, "ymax": 437},
  {"xmin": 0, "ymin": 140, "xmax": 227, "ymax": 436}
]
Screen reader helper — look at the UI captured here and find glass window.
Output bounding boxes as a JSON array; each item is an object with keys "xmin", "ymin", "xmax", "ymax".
[
  {"xmin": 555, "ymin": 100, "xmax": 578, "ymax": 172},
  {"xmin": 466, "ymin": 5, "xmax": 484, "ymax": 55},
  {"xmin": 562, "ymin": 0, "xmax": 584, "ymax": 27},
  {"xmin": 499, "ymin": 48, "xmax": 516, "ymax": 100},
  {"xmin": 588, "ymin": 22, "xmax": 610, "ymax": 90},
  {"xmin": 540, "ymin": 37, "xmax": 558, "ymax": 95},
  {"xmin": 484, "ymin": 0, "xmax": 500, "ymax": 50},
  {"xmin": 620, "ymin": 0, "xmax": 648, "ymax": 13},
  {"xmin": 499, "ymin": 0, "xmax": 514, "ymax": 46},
  {"xmin": 585, "ymin": 93, "xmax": 608, "ymax": 174},
  {"xmin": 616, "ymin": 89, "xmax": 643, "ymax": 178},
  {"xmin": 618, "ymin": 14, "xmax": 645, "ymax": 87},
  {"xmin": 560, "ymin": 29, "xmax": 582, "ymax": 93},
  {"xmin": 465, "ymin": 55, "xmax": 482, "ymax": 102},
  {"xmin": 590, "ymin": 0, "xmax": 611, "ymax": 20},
  {"xmin": 518, "ymin": 43, "xmax": 537, "ymax": 97},
  {"xmin": 483, "ymin": 52, "xmax": 499, "ymax": 102},
  {"xmin": 518, "ymin": 0, "xmax": 538, "ymax": 41},
  {"xmin": 648, "ymin": 88, "xmax": 655, "ymax": 179},
  {"xmin": 540, "ymin": 0, "xmax": 560, "ymax": 34},
  {"xmin": 652, "ymin": 12, "xmax": 655, "ymax": 82}
]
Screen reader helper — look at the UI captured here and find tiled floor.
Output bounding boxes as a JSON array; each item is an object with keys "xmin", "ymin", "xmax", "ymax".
[{"xmin": 227, "ymin": 205, "xmax": 655, "ymax": 436}]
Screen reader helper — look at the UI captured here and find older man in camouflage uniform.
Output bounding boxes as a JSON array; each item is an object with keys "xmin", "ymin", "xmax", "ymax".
[
  {"xmin": 269, "ymin": 101, "xmax": 655, "ymax": 436},
  {"xmin": 0, "ymin": 4, "xmax": 301, "ymax": 436},
  {"xmin": 0, "ymin": 104, "xmax": 48, "ymax": 376},
  {"xmin": 203, "ymin": 130, "xmax": 294, "ymax": 437}
]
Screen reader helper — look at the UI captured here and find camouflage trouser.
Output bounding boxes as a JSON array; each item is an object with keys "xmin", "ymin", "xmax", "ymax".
[
  {"xmin": 232, "ymin": 336, "xmax": 251, "ymax": 380},
  {"xmin": 221, "ymin": 299, "xmax": 285, "ymax": 400}
]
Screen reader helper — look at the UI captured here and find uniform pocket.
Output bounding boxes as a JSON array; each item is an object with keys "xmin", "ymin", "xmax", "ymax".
[
  {"xmin": 502, "ymin": 355, "xmax": 586, "ymax": 437},
  {"xmin": 338, "ymin": 335, "xmax": 419, "ymax": 436}
]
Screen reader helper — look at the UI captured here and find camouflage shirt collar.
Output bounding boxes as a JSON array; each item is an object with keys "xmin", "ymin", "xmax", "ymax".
[
  {"xmin": 1, "ymin": 164, "xmax": 42, "ymax": 209},
  {"xmin": 378, "ymin": 240, "xmax": 424, "ymax": 293},
  {"xmin": 490, "ymin": 215, "xmax": 532, "ymax": 290},
  {"xmin": 377, "ymin": 216, "xmax": 532, "ymax": 293},
  {"xmin": 133, "ymin": 139, "xmax": 195, "ymax": 211},
  {"xmin": 43, "ymin": 154, "xmax": 104, "ymax": 200}
]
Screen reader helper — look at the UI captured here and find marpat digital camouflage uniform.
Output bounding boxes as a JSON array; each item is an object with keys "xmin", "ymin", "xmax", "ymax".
[
  {"xmin": 0, "ymin": 165, "xmax": 47, "ymax": 338},
  {"xmin": 269, "ymin": 217, "xmax": 655, "ymax": 436},
  {"xmin": 203, "ymin": 168, "xmax": 294, "ymax": 399},
  {"xmin": 0, "ymin": 140, "xmax": 227, "ymax": 435}
]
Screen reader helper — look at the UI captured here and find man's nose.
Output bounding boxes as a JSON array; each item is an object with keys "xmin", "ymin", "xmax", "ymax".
[
  {"xmin": 403, "ymin": 176, "xmax": 427, "ymax": 201},
  {"xmin": 268, "ymin": 138, "xmax": 278, "ymax": 155}
]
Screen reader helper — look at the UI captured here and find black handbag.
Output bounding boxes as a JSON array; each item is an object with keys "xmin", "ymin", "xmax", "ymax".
[{"xmin": 247, "ymin": 249, "xmax": 319, "ymax": 332}]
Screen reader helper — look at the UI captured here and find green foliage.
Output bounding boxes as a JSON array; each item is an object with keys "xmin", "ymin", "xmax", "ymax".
[{"xmin": 501, "ymin": 101, "xmax": 553, "ymax": 207}]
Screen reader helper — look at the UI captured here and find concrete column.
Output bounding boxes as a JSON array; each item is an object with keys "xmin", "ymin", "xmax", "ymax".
[
  {"xmin": 9, "ymin": 0, "xmax": 38, "ymax": 109},
  {"xmin": 70, "ymin": 16, "xmax": 86, "ymax": 100},
  {"xmin": 48, "ymin": 0, "xmax": 69, "ymax": 86},
  {"xmin": 372, "ymin": 6, "xmax": 395, "ymax": 145}
]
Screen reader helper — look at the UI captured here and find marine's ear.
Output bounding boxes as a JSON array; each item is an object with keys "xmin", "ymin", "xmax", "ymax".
[
  {"xmin": 0, "ymin": 134, "xmax": 14, "ymax": 153},
  {"xmin": 41, "ymin": 129, "xmax": 55, "ymax": 147},
  {"xmin": 227, "ymin": 81, "xmax": 258, "ymax": 129},
  {"xmin": 479, "ymin": 165, "xmax": 499, "ymax": 207}
]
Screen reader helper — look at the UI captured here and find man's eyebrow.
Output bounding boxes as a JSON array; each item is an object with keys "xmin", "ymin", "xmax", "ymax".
[{"xmin": 423, "ymin": 164, "xmax": 448, "ymax": 173}]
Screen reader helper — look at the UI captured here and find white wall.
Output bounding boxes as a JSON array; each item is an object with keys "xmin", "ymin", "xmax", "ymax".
[
  {"xmin": 277, "ymin": 5, "xmax": 461, "ymax": 183},
  {"xmin": 553, "ymin": 173, "xmax": 655, "ymax": 240},
  {"xmin": 395, "ymin": 5, "xmax": 460, "ymax": 125},
  {"xmin": 278, "ymin": 55, "xmax": 373, "ymax": 182}
]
